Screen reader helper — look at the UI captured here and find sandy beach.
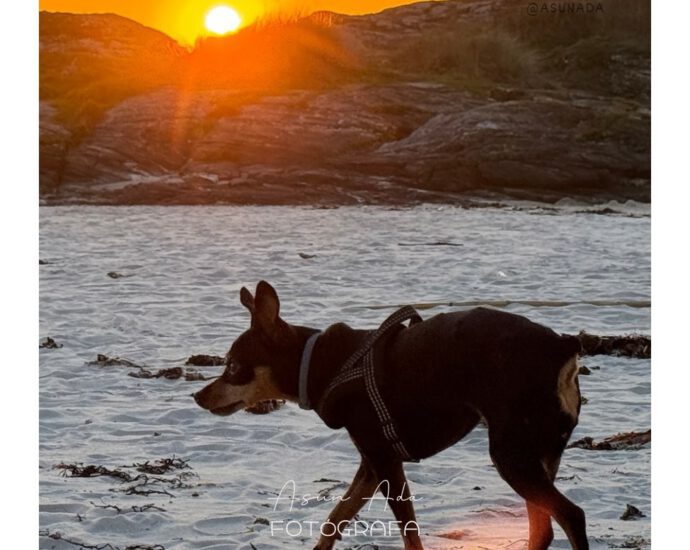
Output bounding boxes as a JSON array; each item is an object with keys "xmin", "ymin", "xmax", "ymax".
[{"xmin": 39, "ymin": 203, "xmax": 650, "ymax": 549}]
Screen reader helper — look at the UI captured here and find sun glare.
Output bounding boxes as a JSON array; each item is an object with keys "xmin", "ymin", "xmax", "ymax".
[{"xmin": 205, "ymin": 5, "xmax": 242, "ymax": 35}]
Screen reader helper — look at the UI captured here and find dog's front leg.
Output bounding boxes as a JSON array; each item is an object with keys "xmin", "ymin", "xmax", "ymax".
[
  {"xmin": 369, "ymin": 459, "xmax": 424, "ymax": 550},
  {"xmin": 313, "ymin": 458, "xmax": 379, "ymax": 550}
]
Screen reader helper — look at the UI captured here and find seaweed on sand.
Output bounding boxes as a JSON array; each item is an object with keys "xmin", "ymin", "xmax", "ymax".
[
  {"xmin": 133, "ymin": 457, "xmax": 191, "ymax": 475},
  {"xmin": 568, "ymin": 430, "xmax": 651, "ymax": 450},
  {"xmin": 185, "ymin": 354, "xmax": 225, "ymax": 366},
  {"xmin": 577, "ymin": 331, "xmax": 650, "ymax": 359},
  {"xmin": 55, "ymin": 463, "xmax": 137, "ymax": 482},
  {"xmin": 88, "ymin": 354, "xmax": 214, "ymax": 381},
  {"xmin": 40, "ymin": 336, "xmax": 63, "ymax": 349}
]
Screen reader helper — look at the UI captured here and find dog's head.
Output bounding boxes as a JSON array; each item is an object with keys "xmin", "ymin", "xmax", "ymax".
[{"xmin": 193, "ymin": 281, "xmax": 302, "ymax": 416}]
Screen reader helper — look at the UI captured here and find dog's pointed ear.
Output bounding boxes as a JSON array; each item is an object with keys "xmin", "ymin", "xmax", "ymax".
[
  {"xmin": 239, "ymin": 286, "xmax": 255, "ymax": 314},
  {"xmin": 253, "ymin": 281, "xmax": 281, "ymax": 336}
]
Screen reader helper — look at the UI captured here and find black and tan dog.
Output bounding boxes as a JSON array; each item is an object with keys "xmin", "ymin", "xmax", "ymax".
[{"xmin": 194, "ymin": 281, "xmax": 588, "ymax": 550}]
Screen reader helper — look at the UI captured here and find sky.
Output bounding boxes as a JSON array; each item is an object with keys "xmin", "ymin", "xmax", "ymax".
[{"xmin": 39, "ymin": 0, "xmax": 432, "ymax": 45}]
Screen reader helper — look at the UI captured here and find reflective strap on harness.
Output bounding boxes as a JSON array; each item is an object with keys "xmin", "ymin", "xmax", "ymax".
[{"xmin": 319, "ymin": 305, "xmax": 422, "ymax": 461}]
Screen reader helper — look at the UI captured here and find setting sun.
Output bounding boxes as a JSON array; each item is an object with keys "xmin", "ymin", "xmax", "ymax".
[
  {"xmin": 38, "ymin": 1, "xmax": 438, "ymax": 44},
  {"xmin": 205, "ymin": 5, "xmax": 242, "ymax": 35}
]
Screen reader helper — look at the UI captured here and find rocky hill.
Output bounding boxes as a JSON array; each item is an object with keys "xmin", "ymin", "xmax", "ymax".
[{"xmin": 39, "ymin": 0, "xmax": 650, "ymax": 205}]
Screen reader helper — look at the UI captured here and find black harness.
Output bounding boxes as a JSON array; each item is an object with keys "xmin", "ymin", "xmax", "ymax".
[{"xmin": 317, "ymin": 306, "xmax": 422, "ymax": 462}]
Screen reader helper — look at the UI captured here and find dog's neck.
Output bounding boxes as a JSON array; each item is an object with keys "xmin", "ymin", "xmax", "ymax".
[{"xmin": 287, "ymin": 323, "xmax": 370, "ymax": 408}]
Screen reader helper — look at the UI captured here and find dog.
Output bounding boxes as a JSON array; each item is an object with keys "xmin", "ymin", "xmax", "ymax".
[{"xmin": 194, "ymin": 281, "xmax": 588, "ymax": 550}]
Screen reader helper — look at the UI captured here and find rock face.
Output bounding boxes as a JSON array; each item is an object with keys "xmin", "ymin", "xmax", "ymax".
[
  {"xmin": 40, "ymin": 101, "xmax": 71, "ymax": 192},
  {"xmin": 39, "ymin": 11, "xmax": 186, "ymax": 195},
  {"xmin": 375, "ymin": 95, "xmax": 649, "ymax": 201},
  {"xmin": 39, "ymin": 0, "xmax": 650, "ymax": 205}
]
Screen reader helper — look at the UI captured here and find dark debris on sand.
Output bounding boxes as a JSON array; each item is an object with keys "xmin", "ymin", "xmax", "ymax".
[
  {"xmin": 620, "ymin": 504, "xmax": 646, "ymax": 521},
  {"xmin": 91, "ymin": 501, "xmax": 167, "ymax": 514},
  {"xmin": 568, "ymin": 430, "xmax": 651, "ymax": 451},
  {"xmin": 134, "ymin": 457, "xmax": 191, "ymax": 475},
  {"xmin": 88, "ymin": 354, "xmax": 213, "ymax": 381},
  {"xmin": 577, "ymin": 331, "xmax": 650, "ymax": 359},
  {"xmin": 129, "ymin": 366, "xmax": 184, "ymax": 380},
  {"xmin": 185, "ymin": 354, "xmax": 225, "ymax": 366},
  {"xmin": 40, "ymin": 336, "xmax": 63, "ymax": 349},
  {"xmin": 126, "ymin": 365, "xmax": 213, "ymax": 381},
  {"xmin": 56, "ymin": 456, "xmax": 197, "ymax": 501},
  {"xmin": 89, "ymin": 354, "xmax": 143, "ymax": 368},
  {"xmin": 55, "ymin": 463, "xmax": 137, "ymax": 482}
]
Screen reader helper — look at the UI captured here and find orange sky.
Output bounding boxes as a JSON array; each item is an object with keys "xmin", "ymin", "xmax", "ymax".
[{"xmin": 39, "ymin": 0, "xmax": 432, "ymax": 45}]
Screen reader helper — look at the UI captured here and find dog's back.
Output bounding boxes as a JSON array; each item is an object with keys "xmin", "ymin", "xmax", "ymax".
[{"xmin": 378, "ymin": 307, "xmax": 582, "ymax": 459}]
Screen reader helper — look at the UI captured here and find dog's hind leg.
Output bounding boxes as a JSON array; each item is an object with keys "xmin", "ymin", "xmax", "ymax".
[
  {"xmin": 525, "ymin": 454, "xmax": 562, "ymax": 549},
  {"xmin": 368, "ymin": 459, "xmax": 424, "ymax": 550},
  {"xmin": 314, "ymin": 458, "xmax": 379, "ymax": 550},
  {"xmin": 522, "ymin": 479, "xmax": 587, "ymax": 550},
  {"xmin": 526, "ymin": 501, "xmax": 554, "ymax": 550},
  {"xmin": 489, "ymin": 443, "xmax": 588, "ymax": 550}
]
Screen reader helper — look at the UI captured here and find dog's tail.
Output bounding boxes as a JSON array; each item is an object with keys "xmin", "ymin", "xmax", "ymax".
[{"xmin": 556, "ymin": 334, "xmax": 583, "ymax": 422}]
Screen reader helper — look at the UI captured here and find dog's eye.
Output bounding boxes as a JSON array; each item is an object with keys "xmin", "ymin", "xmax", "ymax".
[
  {"xmin": 223, "ymin": 360, "xmax": 241, "ymax": 380},
  {"xmin": 228, "ymin": 360, "xmax": 241, "ymax": 374},
  {"xmin": 221, "ymin": 359, "xmax": 253, "ymax": 385}
]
